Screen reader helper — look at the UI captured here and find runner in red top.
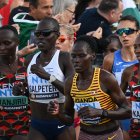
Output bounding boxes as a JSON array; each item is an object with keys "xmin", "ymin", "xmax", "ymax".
[
  {"xmin": 121, "ymin": 34, "xmax": 140, "ymax": 140},
  {"xmin": 0, "ymin": 25, "xmax": 30, "ymax": 140}
]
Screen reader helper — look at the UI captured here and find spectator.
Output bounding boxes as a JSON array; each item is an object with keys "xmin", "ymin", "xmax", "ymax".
[
  {"xmin": 74, "ymin": 0, "xmax": 101, "ymax": 23},
  {"xmin": 77, "ymin": 0, "xmax": 123, "ymax": 38},
  {"xmin": 9, "ymin": 0, "xmax": 29, "ymax": 25},
  {"xmin": 13, "ymin": 0, "xmax": 53, "ymax": 52}
]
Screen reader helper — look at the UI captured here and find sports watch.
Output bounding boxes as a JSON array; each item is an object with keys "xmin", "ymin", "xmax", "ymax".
[{"xmin": 48, "ymin": 75, "xmax": 56, "ymax": 83}]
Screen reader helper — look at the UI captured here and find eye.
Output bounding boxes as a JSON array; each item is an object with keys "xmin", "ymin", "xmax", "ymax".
[
  {"xmin": 3, "ymin": 41, "xmax": 12, "ymax": 45},
  {"xmin": 71, "ymin": 54, "xmax": 76, "ymax": 58},
  {"xmin": 79, "ymin": 54, "xmax": 86, "ymax": 57}
]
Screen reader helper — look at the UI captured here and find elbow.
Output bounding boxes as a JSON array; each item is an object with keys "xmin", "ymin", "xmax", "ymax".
[{"xmin": 124, "ymin": 107, "xmax": 131, "ymax": 119}]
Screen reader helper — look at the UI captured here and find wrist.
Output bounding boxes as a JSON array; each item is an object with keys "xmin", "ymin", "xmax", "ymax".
[
  {"xmin": 17, "ymin": 50, "xmax": 24, "ymax": 57},
  {"xmin": 48, "ymin": 75, "xmax": 56, "ymax": 83},
  {"xmin": 101, "ymin": 109, "xmax": 109, "ymax": 118}
]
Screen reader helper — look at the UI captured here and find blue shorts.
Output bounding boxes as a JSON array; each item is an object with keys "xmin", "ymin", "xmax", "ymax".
[
  {"xmin": 31, "ymin": 118, "xmax": 69, "ymax": 140},
  {"xmin": 120, "ymin": 119, "xmax": 130, "ymax": 131}
]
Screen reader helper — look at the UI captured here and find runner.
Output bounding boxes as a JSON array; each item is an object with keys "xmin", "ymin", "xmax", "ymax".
[
  {"xmin": 13, "ymin": 17, "xmax": 75, "ymax": 140},
  {"xmin": 48, "ymin": 35, "xmax": 131, "ymax": 140},
  {"xmin": 0, "ymin": 25, "xmax": 30, "ymax": 140},
  {"xmin": 121, "ymin": 34, "xmax": 140, "ymax": 140}
]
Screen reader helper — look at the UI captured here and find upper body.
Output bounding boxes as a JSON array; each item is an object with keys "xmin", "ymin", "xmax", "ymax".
[
  {"xmin": 9, "ymin": 5, "xmax": 29, "ymax": 25},
  {"xmin": 120, "ymin": 34, "xmax": 140, "ymax": 138},
  {"xmin": 0, "ymin": 25, "xmax": 30, "ymax": 136},
  {"xmin": 0, "ymin": 0, "xmax": 23, "ymax": 25},
  {"xmin": 77, "ymin": 0, "xmax": 123, "ymax": 37},
  {"xmin": 48, "ymin": 35, "xmax": 131, "ymax": 134},
  {"xmin": 74, "ymin": 0, "xmax": 101, "ymax": 23},
  {"xmin": 103, "ymin": 15, "xmax": 139, "ymax": 84},
  {"xmin": 13, "ymin": 17, "xmax": 74, "ymax": 120},
  {"xmin": 13, "ymin": 0, "xmax": 53, "ymax": 51}
]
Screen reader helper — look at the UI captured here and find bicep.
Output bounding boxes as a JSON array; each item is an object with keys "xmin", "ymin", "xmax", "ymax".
[
  {"xmin": 108, "ymin": 77, "xmax": 128, "ymax": 107},
  {"xmin": 103, "ymin": 54, "xmax": 114, "ymax": 73},
  {"xmin": 120, "ymin": 72, "xmax": 128, "ymax": 93}
]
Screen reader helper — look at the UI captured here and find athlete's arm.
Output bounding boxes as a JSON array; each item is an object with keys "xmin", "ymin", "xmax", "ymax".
[
  {"xmin": 102, "ymin": 53, "xmax": 114, "ymax": 73},
  {"xmin": 100, "ymin": 70, "xmax": 131, "ymax": 119},
  {"xmin": 48, "ymin": 76, "xmax": 75, "ymax": 125},
  {"xmin": 120, "ymin": 66, "xmax": 133, "ymax": 93}
]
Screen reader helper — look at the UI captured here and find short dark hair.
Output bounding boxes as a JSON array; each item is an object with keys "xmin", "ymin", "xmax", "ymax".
[
  {"xmin": 74, "ymin": 35, "xmax": 97, "ymax": 53},
  {"xmin": 29, "ymin": 0, "xmax": 38, "ymax": 8},
  {"xmin": 98, "ymin": 0, "xmax": 120, "ymax": 13},
  {"xmin": 0, "ymin": 25, "xmax": 19, "ymax": 39},
  {"xmin": 119, "ymin": 15, "xmax": 140, "ymax": 30},
  {"xmin": 106, "ymin": 34, "xmax": 122, "ymax": 48},
  {"xmin": 39, "ymin": 17, "xmax": 60, "ymax": 33}
]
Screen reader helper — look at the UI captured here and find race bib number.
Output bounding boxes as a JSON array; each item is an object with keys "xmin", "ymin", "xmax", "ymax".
[
  {"xmin": 132, "ymin": 101, "xmax": 140, "ymax": 119},
  {"xmin": 74, "ymin": 102, "xmax": 101, "ymax": 111},
  {"xmin": 74, "ymin": 102, "xmax": 101, "ymax": 124}
]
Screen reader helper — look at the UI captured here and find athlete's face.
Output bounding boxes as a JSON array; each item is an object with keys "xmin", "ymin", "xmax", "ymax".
[
  {"xmin": 71, "ymin": 42, "xmax": 94, "ymax": 73},
  {"xmin": 0, "ymin": 30, "xmax": 18, "ymax": 56},
  {"xmin": 35, "ymin": 21, "xmax": 59, "ymax": 52},
  {"xmin": 117, "ymin": 20, "xmax": 138, "ymax": 48}
]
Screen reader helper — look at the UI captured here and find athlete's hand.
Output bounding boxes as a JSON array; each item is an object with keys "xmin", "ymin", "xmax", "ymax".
[
  {"xmin": 47, "ymin": 100, "xmax": 59, "ymax": 115},
  {"xmin": 78, "ymin": 107, "xmax": 103, "ymax": 118},
  {"xmin": 31, "ymin": 64, "xmax": 50, "ymax": 80},
  {"xmin": 12, "ymin": 82, "xmax": 28, "ymax": 96}
]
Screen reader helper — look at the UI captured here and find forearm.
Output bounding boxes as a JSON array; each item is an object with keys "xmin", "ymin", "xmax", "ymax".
[
  {"xmin": 102, "ymin": 106, "xmax": 131, "ymax": 120},
  {"xmin": 40, "ymin": 73, "xmax": 64, "ymax": 94}
]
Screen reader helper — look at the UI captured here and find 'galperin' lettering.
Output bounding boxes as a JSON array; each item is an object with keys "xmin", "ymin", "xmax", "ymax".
[{"xmin": 29, "ymin": 85, "xmax": 57, "ymax": 93}]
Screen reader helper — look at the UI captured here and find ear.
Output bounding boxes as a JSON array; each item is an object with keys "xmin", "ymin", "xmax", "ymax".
[
  {"xmin": 30, "ymin": 5, "xmax": 37, "ymax": 14},
  {"xmin": 71, "ymin": 23, "xmax": 81, "ymax": 32},
  {"xmin": 110, "ymin": 9, "xmax": 115, "ymax": 18}
]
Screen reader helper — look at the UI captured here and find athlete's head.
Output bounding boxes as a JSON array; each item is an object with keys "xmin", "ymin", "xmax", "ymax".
[
  {"xmin": 35, "ymin": 17, "xmax": 60, "ymax": 52},
  {"xmin": 71, "ymin": 35, "xmax": 97, "ymax": 73},
  {"xmin": 0, "ymin": 25, "xmax": 19, "ymax": 56}
]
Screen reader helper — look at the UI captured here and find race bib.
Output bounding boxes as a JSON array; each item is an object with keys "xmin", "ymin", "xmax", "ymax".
[
  {"xmin": 132, "ymin": 101, "xmax": 140, "ymax": 119},
  {"xmin": 74, "ymin": 102, "xmax": 101, "ymax": 125}
]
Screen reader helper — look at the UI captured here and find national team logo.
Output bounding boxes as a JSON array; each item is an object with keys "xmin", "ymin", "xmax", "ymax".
[{"xmin": 15, "ymin": 73, "xmax": 26, "ymax": 80}]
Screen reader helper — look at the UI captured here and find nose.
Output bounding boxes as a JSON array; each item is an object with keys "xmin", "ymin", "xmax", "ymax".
[
  {"xmin": 121, "ymin": 32, "xmax": 127, "ymax": 37},
  {"xmin": 0, "ymin": 44, "xmax": 5, "ymax": 50},
  {"xmin": 47, "ymin": 7, "xmax": 53, "ymax": 17},
  {"xmin": 56, "ymin": 39, "xmax": 60, "ymax": 44},
  {"xmin": 73, "ymin": 56, "xmax": 81, "ymax": 63}
]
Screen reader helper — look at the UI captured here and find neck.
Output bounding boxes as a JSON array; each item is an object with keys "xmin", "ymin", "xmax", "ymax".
[
  {"xmin": 121, "ymin": 47, "xmax": 137, "ymax": 61},
  {"xmin": 0, "ymin": 55, "xmax": 16, "ymax": 66},
  {"xmin": 88, "ymin": 1, "xmax": 99, "ymax": 8},
  {"xmin": 97, "ymin": 9, "xmax": 110, "ymax": 22},
  {"xmin": 40, "ymin": 48, "xmax": 56, "ymax": 59},
  {"xmin": 78, "ymin": 66, "xmax": 93, "ymax": 80}
]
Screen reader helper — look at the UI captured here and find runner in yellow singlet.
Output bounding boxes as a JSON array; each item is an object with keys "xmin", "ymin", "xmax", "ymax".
[{"xmin": 48, "ymin": 35, "xmax": 131, "ymax": 140}]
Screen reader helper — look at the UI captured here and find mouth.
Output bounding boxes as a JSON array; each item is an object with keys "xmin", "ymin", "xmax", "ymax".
[
  {"xmin": 36, "ymin": 42, "xmax": 46, "ymax": 48},
  {"xmin": 74, "ymin": 65, "xmax": 82, "ymax": 69}
]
